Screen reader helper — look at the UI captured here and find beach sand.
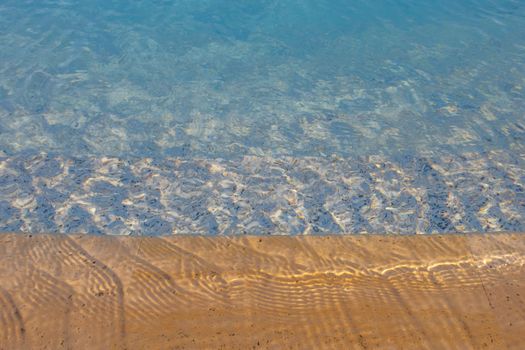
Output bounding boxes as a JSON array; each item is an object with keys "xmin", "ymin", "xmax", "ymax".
[{"xmin": 0, "ymin": 233, "xmax": 523, "ymax": 349}]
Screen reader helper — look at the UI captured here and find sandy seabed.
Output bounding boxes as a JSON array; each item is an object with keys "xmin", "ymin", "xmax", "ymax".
[{"xmin": 0, "ymin": 233, "xmax": 524, "ymax": 349}]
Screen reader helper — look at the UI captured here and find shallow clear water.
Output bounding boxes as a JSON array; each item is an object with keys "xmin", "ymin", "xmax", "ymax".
[
  {"xmin": 0, "ymin": 1, "xmax": 524, "ymax": 234},
  {"xmin": 1, "ymin": 0, "xmax": 525, "ymax": 158}
]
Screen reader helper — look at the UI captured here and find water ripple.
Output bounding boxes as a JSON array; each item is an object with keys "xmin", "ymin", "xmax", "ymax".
[{"xmin": 0, "ymin": 151, "xmax": 523, "ymax": 235}]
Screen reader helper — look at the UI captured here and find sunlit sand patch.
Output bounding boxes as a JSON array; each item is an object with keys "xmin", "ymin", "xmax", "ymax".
[{"xmin": 0, "ymin": 233, "xmax": 523, "ymax": 349}]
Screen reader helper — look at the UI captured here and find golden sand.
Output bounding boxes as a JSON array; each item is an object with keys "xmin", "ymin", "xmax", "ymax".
[{"xmin": 0, "ymin": 233, "xmax": 524, "ymax": 349}]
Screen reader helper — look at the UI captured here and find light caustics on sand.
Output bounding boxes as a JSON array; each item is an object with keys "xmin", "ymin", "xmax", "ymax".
[
  {"xmin": 0, "ymin": 151, "xmax": 524, "ymax": 235},
  {"xmin": 0, "ymin": 233, "xmax": 524, "ymax": 349},
  {"xmin": 0, "ymin": 0, "xmax": 525, "ymax": 235}
]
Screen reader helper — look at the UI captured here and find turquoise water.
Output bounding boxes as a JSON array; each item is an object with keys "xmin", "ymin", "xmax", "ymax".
[{"xmin": 0, "ymin": 1, "xmax": 524, "ymax": 234}]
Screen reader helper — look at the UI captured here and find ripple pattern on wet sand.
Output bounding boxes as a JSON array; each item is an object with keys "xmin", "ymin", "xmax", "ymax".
[{"xmin": 0, "ymin": 233, "xmax": 524, "ymax": 349}]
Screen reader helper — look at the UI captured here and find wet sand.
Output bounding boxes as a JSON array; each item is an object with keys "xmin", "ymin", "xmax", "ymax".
[{"xmin": 0, "ymin": 233, "xmax": 524, "ymax": 349}]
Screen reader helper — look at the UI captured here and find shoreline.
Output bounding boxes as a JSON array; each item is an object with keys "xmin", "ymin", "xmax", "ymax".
[{"xmin": 1, "ymin": 233, "xmax": 524, "ymax": 349}]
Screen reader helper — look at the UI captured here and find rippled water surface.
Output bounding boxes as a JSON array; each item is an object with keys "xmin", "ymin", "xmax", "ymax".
[{"xmin": 0, "ymin": 1, "xmax": 524, "ymax": 234}]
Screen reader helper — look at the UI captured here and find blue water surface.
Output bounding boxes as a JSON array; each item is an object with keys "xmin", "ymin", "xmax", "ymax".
[
  {"xmin": 0, "ymin": 1, "xmax": 525, "ymax": 235},
  {"xmin": 0, "ymin": 0, "xmax": 524, "ymax": 158}
]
